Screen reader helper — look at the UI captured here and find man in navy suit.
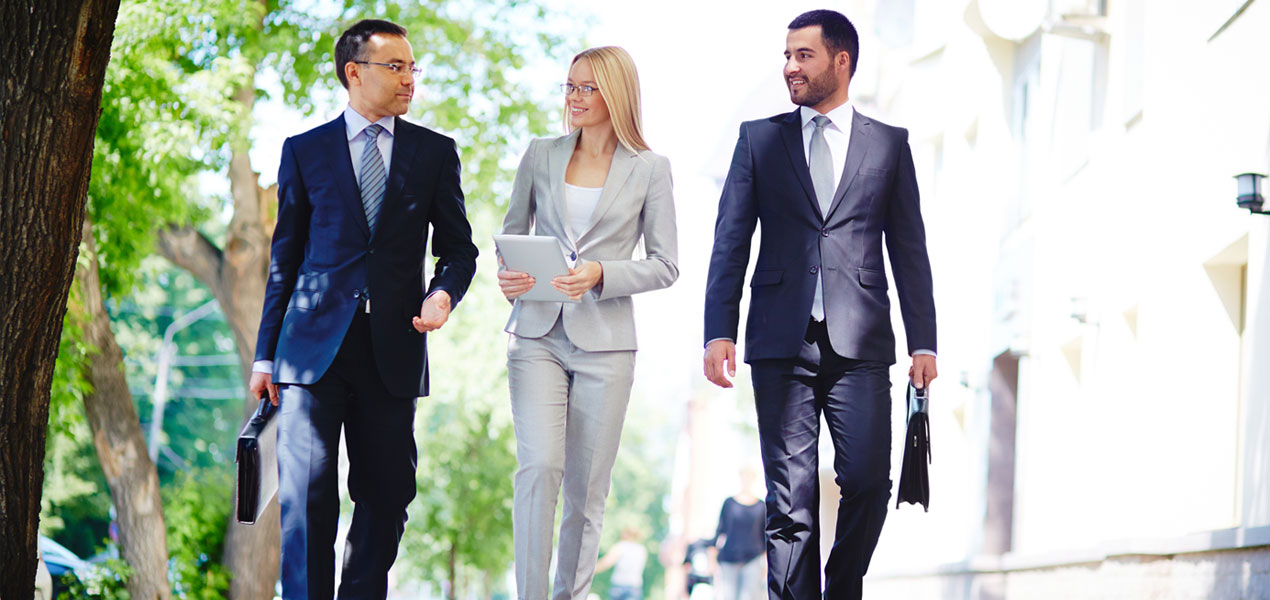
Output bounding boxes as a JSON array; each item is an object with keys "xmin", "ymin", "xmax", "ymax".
[
  {"xmin": 248, "ymin": 19, "xmax": 477, "ymax": 599},
  {"xmin": 703, "ymin": 10, "xmax": 937, "ymax": 599}
]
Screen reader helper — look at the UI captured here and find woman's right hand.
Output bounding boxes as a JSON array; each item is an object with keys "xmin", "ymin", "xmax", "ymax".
[{"xmin": 498, "ymin": 269, "xmax": 535, "ymax": 300}]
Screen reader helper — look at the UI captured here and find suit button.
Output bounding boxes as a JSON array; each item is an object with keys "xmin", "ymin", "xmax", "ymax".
[
  {"xmin": 369, "ymin": 248, "xmax": 376, "ymax": 255},
  {"xmin": 821, "ymin": 228, "xmax": 829, "ymax": 237},
  {"xmin": 810, "ymin": 266, "xmax": 820, "ymax": 274},
  {"xmin": 353, "ymin": 290, "xmax": 361, "ymax": 298}
]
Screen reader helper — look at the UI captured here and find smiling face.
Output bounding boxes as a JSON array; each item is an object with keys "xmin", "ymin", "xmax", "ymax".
[
  {"xmin": 784, "ymin": 25, "xmax": 849, "ymax": 112},
  {"xmin": 346, "ymin": 33, "xmax": 415, "ymax": 121},
  {"xmin": 566, "ymin": 57, "xmax": 610, "ymax": 130}
]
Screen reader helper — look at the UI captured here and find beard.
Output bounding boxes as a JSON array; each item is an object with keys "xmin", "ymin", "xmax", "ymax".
[{"xmin": 788, "ymin": 67, "xmax": 839, "ymax": 107}]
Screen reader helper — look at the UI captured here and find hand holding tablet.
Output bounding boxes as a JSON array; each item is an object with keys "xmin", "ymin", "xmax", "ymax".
[{"xmin": 494, "ymin": 235, "xmax": 580, "ymax": 303}]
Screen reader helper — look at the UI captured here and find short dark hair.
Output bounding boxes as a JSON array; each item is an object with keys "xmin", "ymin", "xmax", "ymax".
[
  {"xmin": 788, "ymin": 10, "xmax": 860, "ymax": 78},
  {"xmin": 334, "ymin": 19, "xmax": 409, "ymax": 89}
]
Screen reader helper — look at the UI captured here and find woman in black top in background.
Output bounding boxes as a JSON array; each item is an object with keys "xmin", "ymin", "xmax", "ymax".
[{"xmin": 711, "ymin": 466, "xmax": 767, "ymax": 600}]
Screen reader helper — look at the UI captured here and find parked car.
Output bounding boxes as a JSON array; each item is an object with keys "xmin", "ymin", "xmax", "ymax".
[{"xmin": 39, "ymin": 536, "xmax": 90, "ymax": 597}]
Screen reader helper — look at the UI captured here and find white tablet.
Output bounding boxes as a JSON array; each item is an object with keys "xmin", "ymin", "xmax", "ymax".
[{"xmin": 493, "ymin": 234, "xmax": 579, "ymax": 303}]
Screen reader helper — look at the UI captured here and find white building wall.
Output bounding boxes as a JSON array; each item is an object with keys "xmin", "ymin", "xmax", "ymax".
[{"xmin": 865, "ymin": 0, "xmax": 1270, "ymax": 584}]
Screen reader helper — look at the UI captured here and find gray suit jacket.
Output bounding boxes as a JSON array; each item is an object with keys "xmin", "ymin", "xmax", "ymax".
[{"xmin": 501, "ymin": 129, "xmax": 679, "ymax": 351}]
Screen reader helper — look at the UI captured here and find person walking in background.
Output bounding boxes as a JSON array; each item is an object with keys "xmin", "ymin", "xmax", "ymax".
[
  {"xmin": 703, "ymin": 9, "xmax": 938, "ymax": 599},
  {"xmin": 498, "ymin": 45, "xmax": 678, "ymax": 600},
  {"xmin": 248, "ymin": 18, "xmax": 478, "ymax": 599},
  {"xmin": 595, "ymin": 526, "xmax": 648, "ymax": 600},
  {"xmin": 711, "ymin": 466, "xmax": 766, "ymax": 600}
]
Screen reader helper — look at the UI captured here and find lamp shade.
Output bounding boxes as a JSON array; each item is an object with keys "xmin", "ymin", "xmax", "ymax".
[{"xmin": 1235, "ymin": 172, "xmax": 1266, "ymax": 212}]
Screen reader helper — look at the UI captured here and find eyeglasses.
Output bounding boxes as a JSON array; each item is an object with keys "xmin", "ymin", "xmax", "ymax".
[
  {"xmin": 559, "ymin": 83, "xmax": 600, "ymax": 97},
  {"xmin": 354, "ymin": 61, "xmax": 423, "ymax": 80}
]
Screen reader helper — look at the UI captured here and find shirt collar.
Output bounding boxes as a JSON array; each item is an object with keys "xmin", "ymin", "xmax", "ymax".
[
  {"xmin": 344, "ymin": 105, "xmax": 396, "ymax": 141},
  {"xmin": 800, "ymin": 100, "xmax": 855, "ymax": 132}
]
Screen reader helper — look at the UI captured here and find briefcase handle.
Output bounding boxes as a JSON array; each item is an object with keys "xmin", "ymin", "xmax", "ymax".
[
  {"xmin": 250, "ymin": 393, "xmax": 277, "ymax": 425},
  {"xmin": 907, "ymin": 381, "xmax": 929, "ymax": 416}
]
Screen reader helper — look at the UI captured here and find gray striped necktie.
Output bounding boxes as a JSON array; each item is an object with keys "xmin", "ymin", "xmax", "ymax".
[
  {"xmin": 358, "ymin": 124, "xmax": 387, "ymax": 232},
  {"xmin": 809, "ymin": 115, "xmax": 834, "ymax": 321}
]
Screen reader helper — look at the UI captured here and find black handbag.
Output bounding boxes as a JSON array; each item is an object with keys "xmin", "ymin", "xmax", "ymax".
[
  {"xmin": 896, "ymin": 382, "xmax": 931, "ymax": 511},
  {"xmin": 235, "ymin": 394, "xmax": 279, "ymax": 524}
]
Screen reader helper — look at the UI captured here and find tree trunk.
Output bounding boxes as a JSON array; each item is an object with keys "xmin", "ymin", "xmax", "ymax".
[
  {"xmin": 73, "ymin": 222, "xmax": 172, "ymax": 599},
  {"xmin": 155, "ymin": 72, "xmax": 280, "ymax": 599},
  {"xmin": 0, "ymin": 1, "xmax": 120, "ymax": 596}
]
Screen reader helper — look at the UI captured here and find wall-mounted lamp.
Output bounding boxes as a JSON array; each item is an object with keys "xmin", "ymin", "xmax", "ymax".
[{"xmin": 1235, "ymin": 172, "xmax": 1267, "ymax": 214}]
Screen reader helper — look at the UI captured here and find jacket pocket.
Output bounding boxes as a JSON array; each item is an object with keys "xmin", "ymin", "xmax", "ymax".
[
  {"xmin": 858, "ymin": 268, "xmax": 888, "ymax": 289},
  {"xmin": 288, "ymin": 290, "xmax": 321, "ymax": 311},
  {"xmin": 750, "ymin": 269, "xmax": 783, "ymax": 287},
  {"xmin": 861, "ymin": 167, "xmax": 890, "ymax": 179}
]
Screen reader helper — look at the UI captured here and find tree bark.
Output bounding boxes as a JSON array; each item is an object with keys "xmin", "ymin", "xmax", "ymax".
[
  {"xmin": 0, "ymin": 1, "xmax": 120, "ymax": 596},
  {"xmin": 155, "ymin": 69, "xmax": 280, "ymax": 600},
  {"xmin": 75, "ymin": 222, "xmax": 172, "ymax": 599}
]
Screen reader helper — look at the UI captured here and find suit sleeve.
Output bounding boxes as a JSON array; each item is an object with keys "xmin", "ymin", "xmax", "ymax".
[
  {"xmin": 499, "ymin": 139, "xmax": 538, "ymax": 236},
  {"xmin": 425, "ymin": 139, "xmax": 479, "ymax": 308},
  {"xmin": 884, "ymin": 129, "xmax": 937, "ymax": 355},
  {"xmin": 703, "ymin": 123, "xmax": 759, "ymax": 346},
  {"xmin": 254, "ymin": 138, "xmax": 310, "ymax": 363},
  {"xmin": 594, "ymin": 154, "xmax": 679, "ymax": 300}
]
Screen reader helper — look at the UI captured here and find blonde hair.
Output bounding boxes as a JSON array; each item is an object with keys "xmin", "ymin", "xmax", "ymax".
[{"xmin": 565, "ymin": 46, "xmax": 650, "ymax": 153}]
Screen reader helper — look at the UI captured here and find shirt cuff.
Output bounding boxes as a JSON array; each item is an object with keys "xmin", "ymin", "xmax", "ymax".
[
  {"xmin": 705, "ymin": 337, "xmax": 735, "ymax": 349},
  {"xmin": 912, "ymin": 349, "xmax": 936, "ymax": 358},
  {"xmin": 252, "ymin": 360, "xmax": 273, "ymax": 374}
]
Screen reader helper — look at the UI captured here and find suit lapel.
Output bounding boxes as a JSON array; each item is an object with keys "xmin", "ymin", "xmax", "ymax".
[
  {"xmin": 378, "ymin": 117, "xmax": 419, "ymax": 240},
  {"xmin": 825, "ymin": 110, "xmax": 872, "ymax": 221},
  {"xmin": 778, "ymin": 110, "xmax": 822, "ymax": 221},
  {"xmin": 319, "ymin": 114, "xmax": 371, "ymax": 238},
  {"xmin": 576, "ymin": 146, "xmax": 637, "ymax": 244},
  {"xmin": 548, "ymin": 129, "xmax": 581, "ymax": 244}
]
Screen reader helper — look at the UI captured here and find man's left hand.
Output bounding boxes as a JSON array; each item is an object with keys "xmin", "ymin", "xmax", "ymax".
[
  {"xmin": 909, "ymin": 354, "xmax": 938, "ymax": 389},
  {"xmin": 413, "ymin": 290, "xmax": 451, "ymax": 333}
]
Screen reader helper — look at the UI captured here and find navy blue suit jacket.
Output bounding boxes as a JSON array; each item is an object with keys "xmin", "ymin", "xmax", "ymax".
[
  {"xmin": 704, "ymin": 109, "xmax": 935, "ymax": 364},
  {"xmin": 254, "ymin": 114, "xmax": 478, "ymax": 397}
]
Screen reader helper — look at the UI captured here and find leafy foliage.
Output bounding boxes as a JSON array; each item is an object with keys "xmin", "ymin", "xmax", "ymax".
[
  {"xmin": 163, "ymin": 469, "xmax": 233, "ymax": 599},
  {"xmin": 63, "ymin": 558, "xmax": 134, "ymax": 600}
]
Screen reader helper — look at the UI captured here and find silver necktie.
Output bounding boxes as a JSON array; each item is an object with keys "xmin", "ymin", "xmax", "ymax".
[
  {"xmin": 358, "ymin": 124, "xmax": 387, "ymax": 232},
  {"xmin": 808, "ymin": 115, "xmax": 834, "ymax": 321}
]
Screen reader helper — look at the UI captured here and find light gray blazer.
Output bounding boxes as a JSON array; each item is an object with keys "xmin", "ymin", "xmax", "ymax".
[{"xmin": 500, "ymin": 129, "xmax": 678, "ymax": 352}]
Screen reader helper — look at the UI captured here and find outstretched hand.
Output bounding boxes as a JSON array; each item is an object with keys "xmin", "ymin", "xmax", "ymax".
[{"xmin": 413, "ymin": 290, "xmax": 451, "ymax": 333}]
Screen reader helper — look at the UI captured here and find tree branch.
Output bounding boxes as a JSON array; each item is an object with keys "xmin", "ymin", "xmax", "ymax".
[{"xmin": 156, "ymin": 225, "xmax": 224, "ymax": 291}]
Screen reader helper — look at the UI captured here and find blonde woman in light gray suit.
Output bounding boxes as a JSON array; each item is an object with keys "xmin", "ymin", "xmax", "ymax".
[{"xmin": 497, "ymin": 46, "xmax": 678, "ymax": 600}]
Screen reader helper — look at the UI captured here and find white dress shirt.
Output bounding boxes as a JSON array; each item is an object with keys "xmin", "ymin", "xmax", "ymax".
[
  {"xmin": 253, "ymin": 106, "xmax": 398, "ymax": 376},
  {"xmin": 800, "ymin": 102, "xmax": 853, "ymax": 198},
  {"xmin": 345, "ymin": 105, "xmax": 395, "ymax": 180}
]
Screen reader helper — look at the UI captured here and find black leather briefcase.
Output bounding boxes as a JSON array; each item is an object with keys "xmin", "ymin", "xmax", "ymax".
[{"xmin": 235, "ymin": 395, "xmax": 279, "ymax": 524}]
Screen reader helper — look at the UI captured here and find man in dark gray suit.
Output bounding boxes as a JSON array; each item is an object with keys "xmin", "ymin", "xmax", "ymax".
[{"xmin": 703, "ymin": 9, "xmax": 937, "ymax": 599}]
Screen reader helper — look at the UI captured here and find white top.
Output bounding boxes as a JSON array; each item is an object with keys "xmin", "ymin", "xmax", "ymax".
[
  {"xmin": 564, "ymin": 182, "xmax": 602, "ymax": 241},
  {"xmin": 561, "ymin": 182, "xmax": 602, "ymax": 268},
  {"xmin": 799, "ymin": 101, "xmax": 854, "ymax": 198},
  {"xmin": 344, "ymin": 105, "xmax": 395, "ymax": 181},
  {"xmin": 610, "ymin": 540, "xmax": 647, "ymax": 587}
]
